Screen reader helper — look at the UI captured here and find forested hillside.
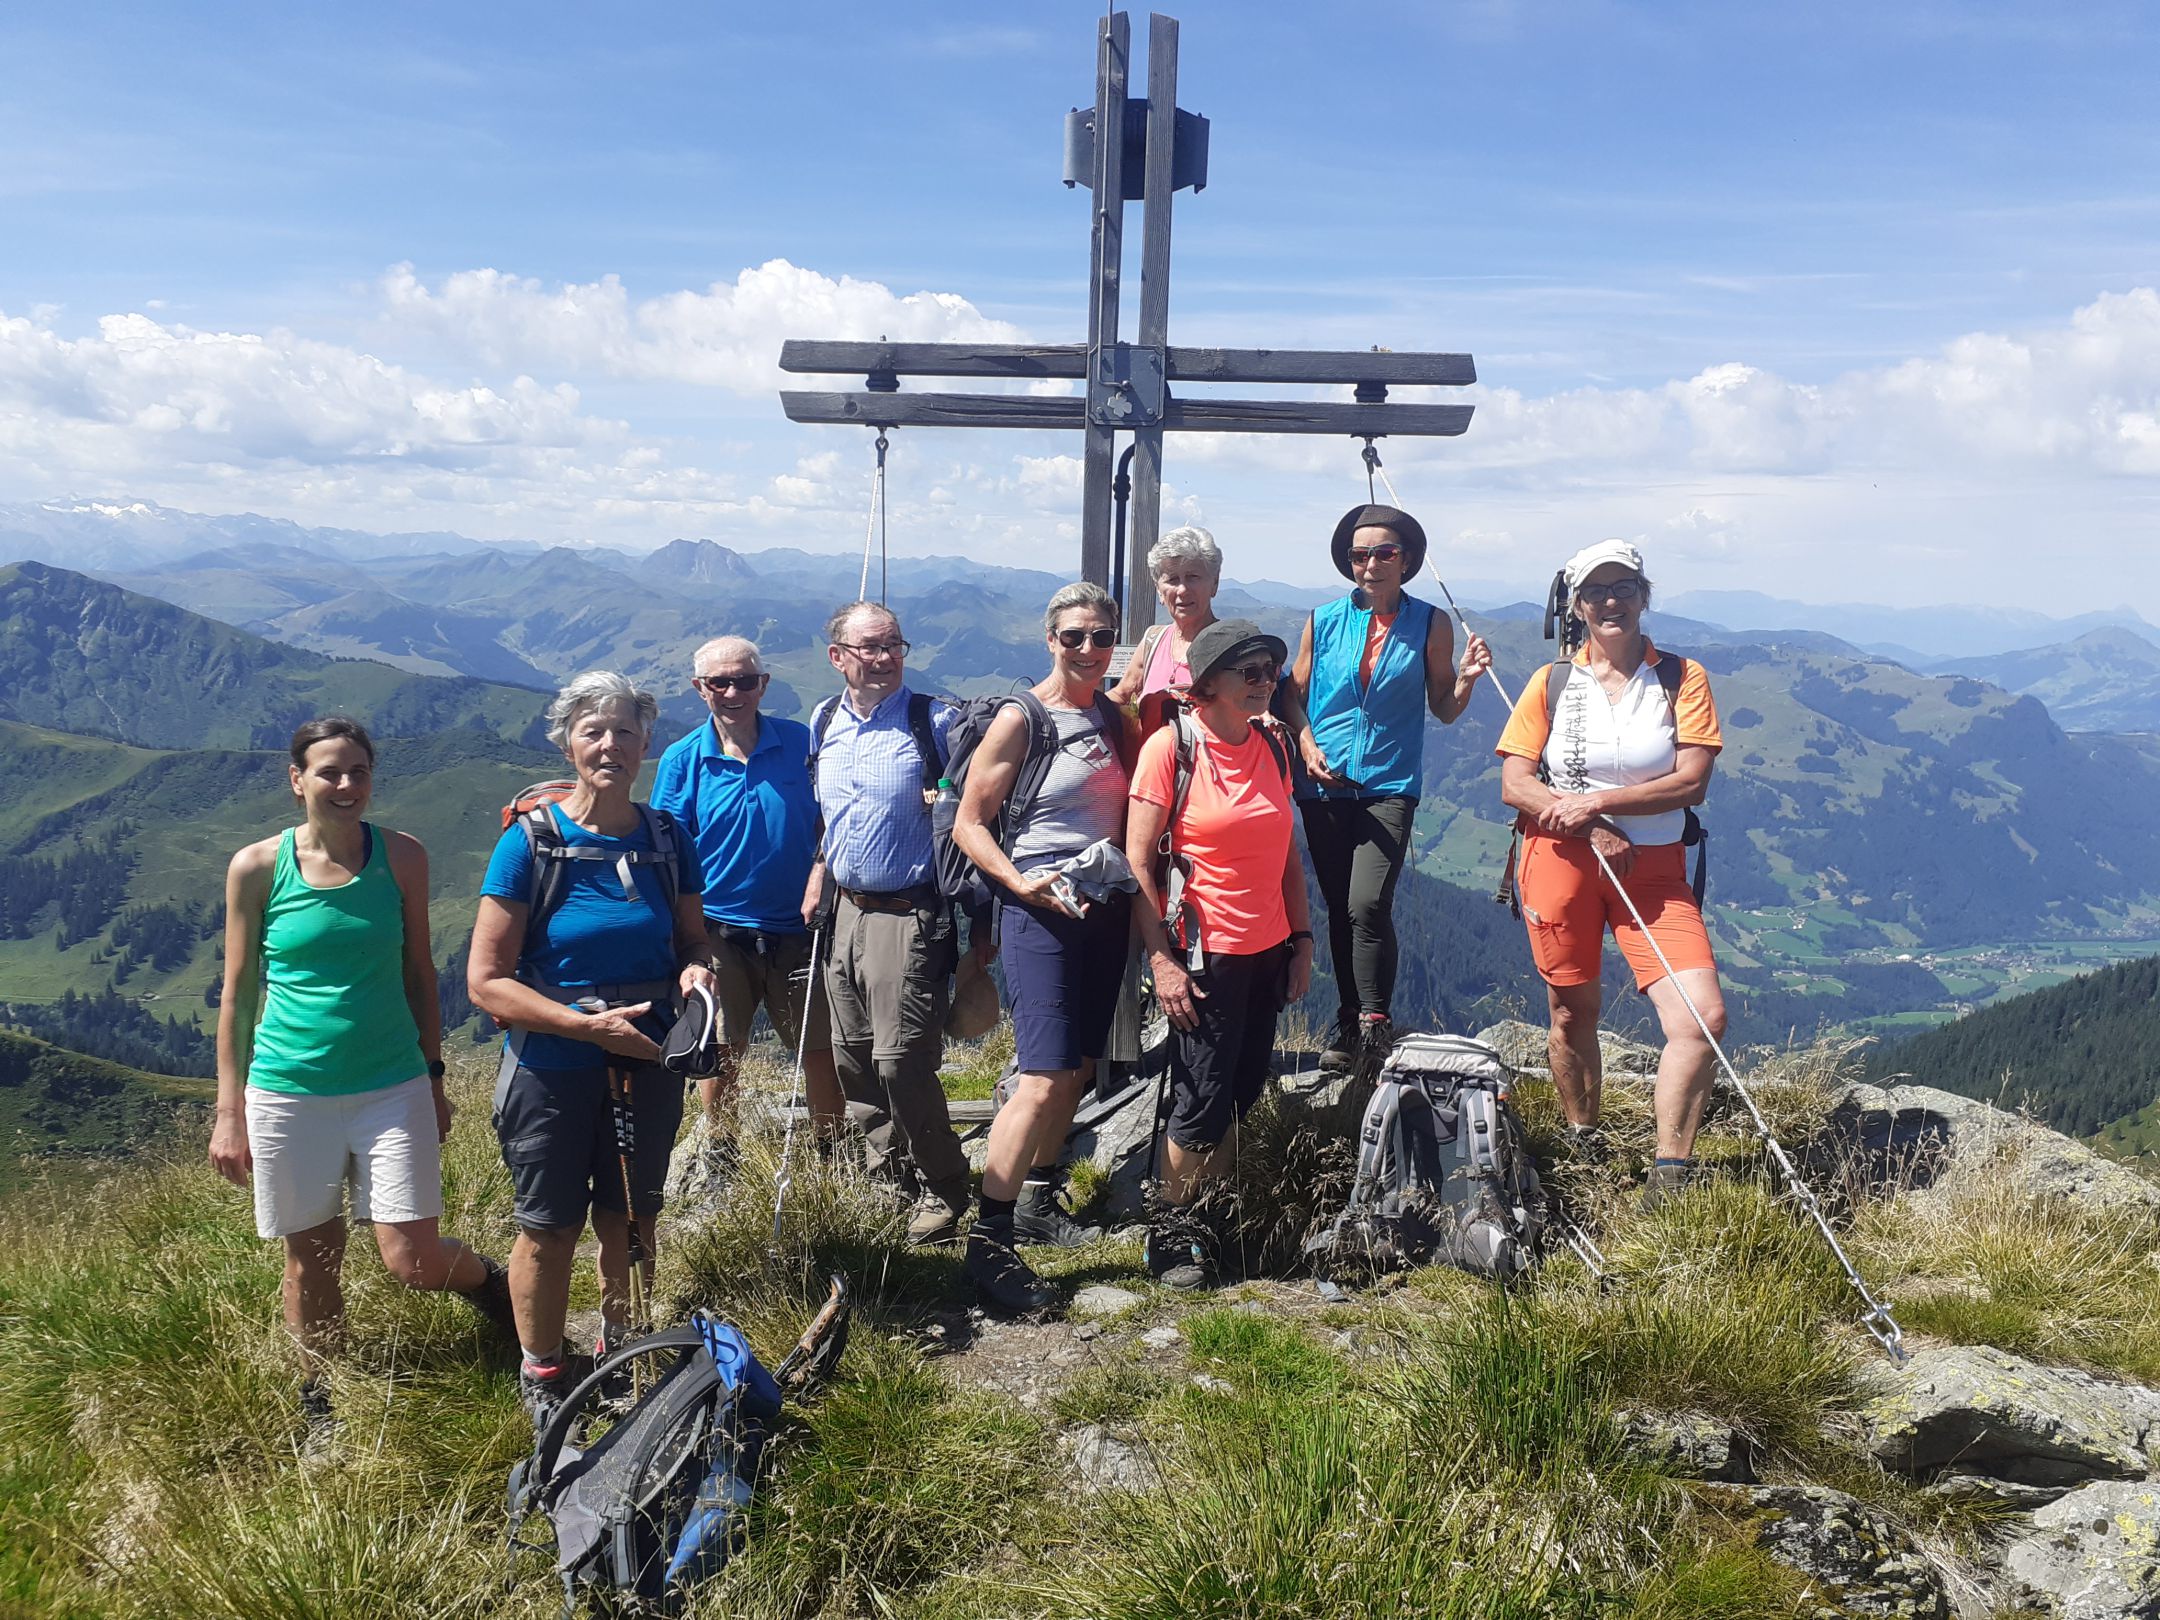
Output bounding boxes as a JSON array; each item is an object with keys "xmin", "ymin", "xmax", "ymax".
[
  {"xmin": 0, "ymin": 1027, "xmax": 209, "ymax": 1187},
  {"xmin": 1867, "ymin": 953, "xmax": 2160, "ymax": 1136},
  {"xmin": 0, "ymin": 562, "xmax": 548, "ymax": 749}
]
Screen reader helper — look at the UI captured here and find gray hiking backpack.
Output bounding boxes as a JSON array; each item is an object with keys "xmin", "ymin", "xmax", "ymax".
[{"xmin": 1304, "ymin": 1032, "xmax": 1546, "ymax": 1281}]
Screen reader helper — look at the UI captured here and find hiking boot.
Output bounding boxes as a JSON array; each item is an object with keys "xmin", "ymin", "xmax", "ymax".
[
  {"xmin": 1013, "ymin": 1176, "xmax": 1103, "ymax": 1248},
  {"xmin": 1143, "ymin": 1207, "xmax": 1215, "ymax": 1291},
  {"xmin": 519, "ymin": 1361, "xmax": 570, "ymax": 1438},
  {"xmin": 1565, "ymin": 1123, "xmax": 1612, "ymax": 1167},
  {"xmin": 1639, "ymin": 1160, "xmax": 1696, "ymax": 1213},
  {"xmin": 1318, "ymin": 1012, "xmax": 1359, "ymax": 1073},
  {"xmin": 592, "ymin": 1331, "xmax": 638, "ymax": 1407},
  {"xmin": 298, "ymin": 1376, "xmax": 339, "ymax": 1458},
  {"xmin": 461, "ymin": 1253, "xmax": 519, "ymax": 1341},
  {"xmin": 964, "ymin": 1227, "xmax": 1056, "ymax": 1316},
  {"xmin": 906, "ymin": 1191, "xmax": 964, "ymax": 1247},
  {"xmin": 1359, "ymin": 1014, "xmax": 1397, "ymax": 1067}
]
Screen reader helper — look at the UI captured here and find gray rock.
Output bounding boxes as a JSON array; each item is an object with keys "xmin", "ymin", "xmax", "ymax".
[
  {"xmin": 1864, "ymin": 1346, "xmax": 2150, "ymax": 1482},
  {"xmin": 1191, "ymin": 1373, "xmax": 1233, "ymax": 1394},
  {"xmin": 1617, "ymin": 1409, "xmax": 1756, "ymax": 1482},
  {"xmin": 1472, "ymin": 1019, "xmax": 1659, "ymax": 1078},
  {"xmin": 1139, "ymin": 1325, "xmax": 1181, "ymax": 1351},
  {"xmin": 1735, "ymin": 1485, "xmax": 1951, "ymax": 1619},
  {"xmin": 1820, "ymin": 1081, "xmax": 2160, "ymax": 1211},
  {"xmin": 1069, "ymin": 1284, "xmax": 1145, "ymax": 1320},
  {"xmin": 2006, "ymin": 1480, "xmax": 2160, "ymax": 1619},
  {"xmin": 1060, "ymin": 1425, "xmax": 1157, "ymax": 1496},
  {"xmin": 1080, "ymin": 1052, "xmax": 1373, "ymax": 1219},
  {"xmin": 1920, "ymin": 1472, "xmax": 2074, "ymax": 1511}
]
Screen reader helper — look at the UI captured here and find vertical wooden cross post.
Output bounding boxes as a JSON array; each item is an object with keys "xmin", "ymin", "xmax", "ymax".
[{"xmin": 780, "ymin": 10, "xmax": 1477, "ymax": 640}]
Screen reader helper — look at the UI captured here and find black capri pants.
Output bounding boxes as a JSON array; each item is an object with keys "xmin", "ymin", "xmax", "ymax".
[
  {"xmin": 1166, "ymin": 942, "xmax": 1292, "ymax": 1152},
  {"xmin": 1300, "ymin": 794, "xmax": 1415, "ymax": 1022}
]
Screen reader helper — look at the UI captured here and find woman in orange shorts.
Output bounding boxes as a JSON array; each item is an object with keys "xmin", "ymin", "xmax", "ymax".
[{"xmin": 1496, "ymin": 539, "xmax": 1726, "ymax": 1209}]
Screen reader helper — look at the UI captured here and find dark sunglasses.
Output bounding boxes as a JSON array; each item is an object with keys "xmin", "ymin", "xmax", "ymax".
[
  {"xmin": 1346, "ymin": 543, "xmax": 1403, "ymax": 567},
  {"xmin": 1233, "ymin": 659, "xmax": 1280, "ymax": 686},
  {"xmin": 695, "ymin": 674, "xmax": 766, "ymax": 693},
  {"xmin": 1055, "ymin": 627, "xmax": 1119, "ymax": 650}
]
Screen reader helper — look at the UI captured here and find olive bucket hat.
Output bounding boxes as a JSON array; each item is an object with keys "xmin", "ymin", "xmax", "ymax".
[
  {"xmin": 1329, "ymin": 503, "xmax": 1429, "ymax": 580},
  {"xmin": 1186, "ymin": 617, "xmax": 1289, "ymax": 688}
]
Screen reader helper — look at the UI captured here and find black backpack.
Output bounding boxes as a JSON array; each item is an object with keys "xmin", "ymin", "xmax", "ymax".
[
  {"xmin": 507, "ymin": 1281, "xmax": 850, "ymax": 1617},
  {"xmin": 1304, "ymin": 1033, "xmax": 1546, "ymax": 1282},
  {"xmin": 926, "ymin": 689, "xmax": 1122, "ymax": 913},
  {"xmin": 1494, "ymin": 654, "xmax": 1708, "ymax": 916},
  {"xmin": 499, "ymin": 781, "xmax": 687, "ymax": 953}
]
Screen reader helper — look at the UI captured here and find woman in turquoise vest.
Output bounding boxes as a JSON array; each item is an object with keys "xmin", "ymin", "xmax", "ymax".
[
  {"xmin": 1282, "ymin": 504, "xmax": 1491, "ymax": 1071},
  {"xmin": 213, "ymin": 717, "xmax": 514, "ymax": 1447}
]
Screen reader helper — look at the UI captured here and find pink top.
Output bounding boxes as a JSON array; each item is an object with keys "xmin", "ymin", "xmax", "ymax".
[{"xmin": 1140, "ymin": 624, "xmax": 1193, "ymax": 693}]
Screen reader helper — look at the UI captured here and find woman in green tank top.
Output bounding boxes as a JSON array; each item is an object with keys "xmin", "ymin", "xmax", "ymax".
[{"xmin": 212, "ymin": 718, "xmax": 514, "ymax": 1444}]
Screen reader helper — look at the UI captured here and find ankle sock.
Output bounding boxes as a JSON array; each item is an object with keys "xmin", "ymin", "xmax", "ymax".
[
  {"xmin": 520, "ymin": 1347, "xmax": 562, "ymax": 1376},
  {"xmin": 1653, "ymin": 1156, "xmax": 1693, "ymax": 1168},
  {"xmin": 976, "ymin": 1194, "xmax": 1016, "ymax": 1228}
]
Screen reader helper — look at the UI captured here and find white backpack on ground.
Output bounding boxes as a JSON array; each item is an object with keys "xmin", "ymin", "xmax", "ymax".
[{"xmin": 1304, "ymin": 1032, "xmax": 1546, "ymax": 1281}]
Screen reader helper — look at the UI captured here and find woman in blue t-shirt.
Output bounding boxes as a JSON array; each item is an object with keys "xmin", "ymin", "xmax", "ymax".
[
  {"xmin": 467, "ymin": 670, "xmax": 715, "ymax": 1433},
  {"xmin": 1280, "ymin": 504, "xmax": 1491, "ymax": 1073}
]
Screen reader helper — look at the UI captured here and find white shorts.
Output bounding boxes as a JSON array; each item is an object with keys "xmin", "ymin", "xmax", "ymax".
[{"xmin": 245, "ymin": 1074, "xmax": 443, "ymax": 1239}]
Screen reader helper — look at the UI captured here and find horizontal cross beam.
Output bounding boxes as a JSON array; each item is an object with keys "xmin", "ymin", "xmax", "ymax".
[
  {"xmin": 780, "ymin": 389, "xmax": 1473, "ymax": 436},
  {"xmin": 779, "ymin": 339, "xmax": 1475, "ymax": 387}
]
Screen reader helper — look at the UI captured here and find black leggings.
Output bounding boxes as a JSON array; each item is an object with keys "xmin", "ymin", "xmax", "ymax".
[{"xmin": 1300, "ymin": 795, "xmax": 1416, "ymax": 1022}]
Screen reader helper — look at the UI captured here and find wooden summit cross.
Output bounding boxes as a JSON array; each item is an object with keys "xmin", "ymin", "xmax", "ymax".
[{"xmin": 778, "ymin": 10, "xmax": 1476, "ymax": 638}]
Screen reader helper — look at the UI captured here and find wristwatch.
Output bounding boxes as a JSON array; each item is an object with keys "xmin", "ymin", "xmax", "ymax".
[{"xmin": 427, "ymin": 1059, "xmax": 447, "ymax": 1082}]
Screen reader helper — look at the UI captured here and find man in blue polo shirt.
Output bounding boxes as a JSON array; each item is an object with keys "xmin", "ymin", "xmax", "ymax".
[{"xmin": 651, "ymin": 636, "xmax": 842, "ymax": 1155}]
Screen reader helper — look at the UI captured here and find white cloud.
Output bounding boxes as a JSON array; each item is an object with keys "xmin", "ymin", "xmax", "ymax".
[{"xmin": 376, "ymin": 259, "xmax": 1027, "ymax": 392}]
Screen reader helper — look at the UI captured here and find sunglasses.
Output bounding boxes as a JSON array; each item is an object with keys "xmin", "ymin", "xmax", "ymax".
[
  {"xmin": 1347, "ymin": 543, "xmax": 1403, "ymax": 567},
  {"xmin": 695, "ymin": 673, "xmax": 765, "ymax": 693},
  {"xmin": 1055, "ymin": 627, "xmax": 1119, "ymax": 650},
  {"xmin": 1233, "ymin": 659, "xmax": 1280, "ymax": 686}
]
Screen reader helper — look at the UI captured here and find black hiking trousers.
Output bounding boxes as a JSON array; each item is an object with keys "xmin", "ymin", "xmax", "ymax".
[{"xmin": 1300, "ymin": 794, "xmax": 1416, "ymax": 1024}]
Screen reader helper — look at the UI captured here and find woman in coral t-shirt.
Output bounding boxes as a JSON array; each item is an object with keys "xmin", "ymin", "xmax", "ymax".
[
  {"xmin": 1126, "ymin": 618, "xmax": 1314, "ymax": 1290},
  {"xmin": 1496, "ymin": 539, "xmax": 1725, "ymax": 1212}
]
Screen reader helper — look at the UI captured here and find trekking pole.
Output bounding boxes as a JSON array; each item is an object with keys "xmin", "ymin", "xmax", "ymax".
[
  {"xmin": 770, "ymin": 921, "xmax": 827, "ymax": 1248},
  {"xmin": 1578, "ymin": 844, "xmax": 1905, "ymax": 1358},
  {"xmin": 605, "ymin": 1060, "xmax": 652, "ymax": 1394}
]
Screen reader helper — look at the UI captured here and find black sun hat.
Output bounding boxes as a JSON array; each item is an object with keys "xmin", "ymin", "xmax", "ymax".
[
  {"xmin": 1330, "ymin": 503, "xmax": 1429, "ymax": 580},
  {"xmin": 661, "ymin": 983, "xmax": 721, "ymax": 1077}
]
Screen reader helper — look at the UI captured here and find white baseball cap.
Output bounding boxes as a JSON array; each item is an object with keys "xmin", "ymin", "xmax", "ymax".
[{"xmin": 1562, "ymin": 539, "xmax": 1647, "ymax": 593}]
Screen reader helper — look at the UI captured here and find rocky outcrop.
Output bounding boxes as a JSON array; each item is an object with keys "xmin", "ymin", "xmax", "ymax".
[
  {"xmin": 1864, "ymin": 1346, "xmax": 2156, "ymax": 1485},
  {"xmin": 2006, "ymin": 1480, "xmax": 2160, "ymax": 1619},
  {"xmin": 1472, "ymin": 1020, "xmax": 1659, "ymax": 1078},
  {"xmin": 1617, "ymin": 1409, "xmax": 1755, "ymax": 1482},
  {"xmin": 1820, "ymin": 1081, "xmax": 2160, "ymax": 1210},
  {"xmin": 1726, "ymin": 1484, "xmax": 1950, "ymax": 1619}
]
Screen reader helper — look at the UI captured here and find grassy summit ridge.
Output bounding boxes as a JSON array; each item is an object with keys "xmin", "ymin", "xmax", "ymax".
[{"xmin": 0, "ymin": 1045, "xmax": 2154, "ymax": 1616}]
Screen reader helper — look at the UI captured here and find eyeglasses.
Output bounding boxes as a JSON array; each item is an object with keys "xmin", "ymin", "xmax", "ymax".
[
  {"xmin": 1577, "ymin": 579, "xmax": 1643, "ymax": 602},
  {"xmin": 1233, "ymin": 659, "xmax": 1280, "ymax": 686},
  {"xmin": 836, "ymin": 639, "xmax": 910, "ymax": 659},
  {"xmin": 694, "ymin": 674, "xmax": 766, "ymax": 693},
  {"xmin": 1055, "ymin": 627, "xmax": 1119, "ymax": 650},
  {"xmin": 1346, "ymin": 543, "xmax": 1403, "ymax": 567}
]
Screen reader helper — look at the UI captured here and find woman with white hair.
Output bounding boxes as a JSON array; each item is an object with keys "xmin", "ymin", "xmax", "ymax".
[
  {"xmin": 1495, "ymin": 541, "xmax": 1727, "ymax": 1211},
  {"xmin": 1109, "ymin": 525, "xmax": 1224, "ymax": 731},
  {"xmin": 468, "ymin": 670, "xmax": 716, "ymax": 1432}
]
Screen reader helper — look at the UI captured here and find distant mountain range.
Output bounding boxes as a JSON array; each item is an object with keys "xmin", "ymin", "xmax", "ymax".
[{"xmin": 1662, "ymin": 588, "xmax": 2160, "ymax": 664}]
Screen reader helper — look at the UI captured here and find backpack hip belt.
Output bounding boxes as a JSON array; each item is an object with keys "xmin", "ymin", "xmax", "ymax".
[{"xmin": 494, "ymin": 976, "xmax": 679, "ymax": 1104}]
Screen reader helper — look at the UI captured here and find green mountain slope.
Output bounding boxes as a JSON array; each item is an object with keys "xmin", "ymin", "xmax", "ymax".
[
  {"xmin": 1934, "ymin": 626, "xmax": 2160, "ymax": 734},
  {"xmin": 1867, "ymin": 953, "xmax": 2160, "ymax": 1137},
  {"xmin": 0, "ymin": 717, "xmax": 559, "ymax": 1038},
  {"xmin": 0, "ymin": 561, "xmax": 548, "ymax": 749},
  {"xmin": 0, "ymin": 1026, "xmax": 209, "ymax": 1188}
]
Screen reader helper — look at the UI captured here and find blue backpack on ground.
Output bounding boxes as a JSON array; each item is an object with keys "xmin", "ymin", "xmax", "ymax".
[{"xmin": 506, "ymin": 1279, "xmax": 850, "ymax": 1616}]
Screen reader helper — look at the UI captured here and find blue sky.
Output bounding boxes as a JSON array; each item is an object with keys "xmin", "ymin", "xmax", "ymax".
[{"xmin": 4, "ymin": 2, "xmax": 2157, "ymax": 609}]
